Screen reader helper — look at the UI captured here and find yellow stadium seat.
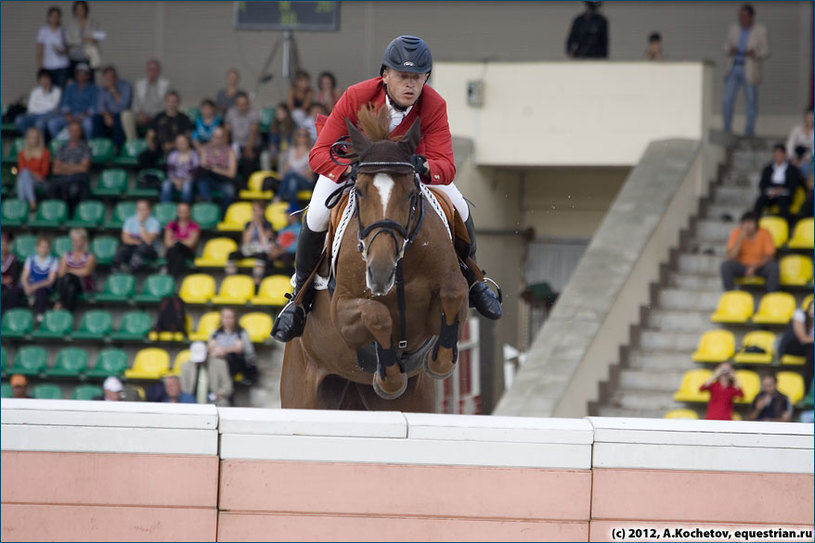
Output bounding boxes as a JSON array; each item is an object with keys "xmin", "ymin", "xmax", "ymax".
[
  {"xmin": 787, "ymin": 218, "xmax": 814, "ymax": 249},
  {"xmin": 266, "ymin": 201, "xmax": 289, "ymax": 230},
  {"xmin": 777, "ymin": 371, "xmax": 805, "ymax": 404},
  {"xmin": 781, "ymin": 354, "xmax": 806, "ymax": 366},
  {"xmin": 802, "ymin": 294, "xmax": 813, "ymax": 310},
  {"xmin": 239, "ymin": 170, "xmax": 276, "ymax": 200},
  {"xmin": 735, "ymin": 276, "xmax": 766, "ymax": 286},
  {"xmin": 664, "ymin": 409, "xmax": 699, "ymax": 419},
  {"xmin": 731, "ymin": 412, "xmax": 742, "ymax": 421},
  {"xmin": 217, "ymin": 202, "xmax": 253, "ymax": 232},
  {"xmin": 752, "ymin": 292, "xmax": 796, "ymax": 325},
  {"xmin": 296, "ymin": 190, "xmax": 313, "ymax": 201},
  {"xmin": 211, "ymin": 275, "xmax": 255, "ymax": 304},
  {"xmin": 250, "ymin": 275, "xmax": 292, "ymax": 306},
  {"xmin": 170, "ymin": 349, "xmax": 191, "ymax": 376},
  {"xmin": 239, "ymin": 312, "xmax": 273, "ymax": 343},
  {"xmin": 710, "ymin": 291, "xmax": 754, "ymax": 323},
  {"xmin": 673, "ymin": 369, "xmax": 713, "ymax": 402},
  {"xmin": 733, "ymin": 331, "xmax": 776, "ymax": 365},
  {"xmin": 780, "ymin": 255, "xmax": 814, "ymax": 287},
  {"xmin": 758, "ymin": 216, "xmax": 789, "ymax": 248},
  {"xmin": 790, "ymin": 186, "xmax": 807, "ymax": 215},
  {"xmin": 692, "ymin": 329, "xmax": 736, "ymax": 363},
  {"xmin": 179, "ymin": 274, "xmax": 216, "ymax": 304},
  {"xmin": 194, "ymin": 238, "xmax": 238, "ymax": 267},
  {"xmin": 189, "ymin": 311, "xmax": 221, "ymax": 342},
  {"xmin": 147, "ymin": 315, "xmax": 191, "ymax": 342},
  {"xmin": 734, "ymin": 370, "xmax": 760, "ymax": 404},
  {"xmin": 124, "ymin": 348, "xmax": 170, "ymax": 380}
]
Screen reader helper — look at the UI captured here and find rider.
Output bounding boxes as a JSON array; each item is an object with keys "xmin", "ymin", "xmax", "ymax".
[{"xmin": 271, "ymin": 35, "xmax": 502, "ymax": 342}]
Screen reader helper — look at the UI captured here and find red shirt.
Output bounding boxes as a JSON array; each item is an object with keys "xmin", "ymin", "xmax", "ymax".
[
  {"xmin": 309, "ymin": 77, "xmax": 455, "ymax": 185},
  {"xmin": 700, "ymin": 381, "xmax": 743, "ymax": 420},
  {"xmin": 17, "ymin": 149, "xmax": 51, "ymax": 179}
]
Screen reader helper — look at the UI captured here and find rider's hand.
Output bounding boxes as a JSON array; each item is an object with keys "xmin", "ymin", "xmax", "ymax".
[{"xmin": 411, "ymin": 155, "xmax": 428, "ymax": 176}]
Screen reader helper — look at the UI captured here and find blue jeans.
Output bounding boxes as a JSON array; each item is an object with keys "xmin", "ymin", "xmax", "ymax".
[
  {"xmin": 196, "ymin": 174, "xmax": 236, "ymax": 213},
  {"xmin": 92, "ymin": 112, "xmax": 126, "ymax": 147},
  {"xmin": 16, "ymin": 169, "xmax": 38, "ymax": 204},
  {"xmin": 47, "ymin": 115, "xmax": 93, "ymax": 140},
  {"xmin": 161, "ymin": 179, "xmax": 194, "ymax": 203},
  {"xmin": 15, "ymin": 113, "xmax": 55, "ymax": 136},
  {"xmin": 279, "ymin": 171, "xmax": 313, "ymax": 205},
  {"xmin": 722, "ymin": 65, "xmax": 758, "ymax": 136}
]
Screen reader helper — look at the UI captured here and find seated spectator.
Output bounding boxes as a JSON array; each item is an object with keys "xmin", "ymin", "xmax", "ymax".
[
  {"xmin": 700, "ymin": 362, "xmax": 743, "ymax": 420},
  {"xmin": 225, "ymin": 92, "xmax": 260, "ymax": 179},
  {"xmin": 123, "ymin": 59, "xmax": 170, "ymax": 141},
  {"xmin": 644, "ymin": 32, "xmax": 664, "ymax": 61},
  {"xmin": 112, "ymin": 199, "xmax": 161, "ymax": 272},
  {"xmin": 16, "ymin": 127, "xmax": 51, "ymax": 212},
  {"xmin": 161, "ymin": 134, "xmax": 199, "ymax": 203},
  {"xmin": 10, "ymin": 374, "xmax": 30, "ymax": 399},
  {"xmin": 64, "ymin": 0, "xmax": 103, "ymax": 82},
  {"xmin": 720, "ymin": 211, "xmax": 778, "ymax": 292},
  {"xmin": 287, "ymin": 69, "xmax": 314, "ymax": 128},
  {"xmin": 21, "ymin": 236, "xmax": 59, "ymax": 322},
  {"xmin": 754, "ymin": 144, "xmax": 802, "ymax": 227},
  {"xmin": 268, "ymin": 102, "xmax": 294, "ymax": 168},
  {"xmin": 139, "ymin": 90, "xmax": 192, "ymax": 169},
  {"xmin": 102, "ymin": 376, "xmax": 123, "ymax": 401},
  {"xmin": 227, "ymin": 200, "xmax": 273, "ymax": 285},
  {"xmin": 301, "ymin": 102, "xmax": 327, "ymax": 144},
  {"xmin": 36, "ymin": 6, "xmax": 69, "ymax": 89},
  {"xmin": 55, "ymin": 228, "xmax": 95, "ymax": 312},
  {"xmin": 15, "ymin": 69, "xmax": 61, "ymax": 136},
  {"xmin": 47, "ymin": 62, "xmax": 96, "ymax": 140},
  {"xmin": 180, "ymin": 341, "xmax": 233, "ymax": 406},
  {"xmin": 268, "ymin": 204, "xmax": 301, "ymax": 274},
  {"xmin": 191, "ymin": 99, "xmax": 221, "ymax": 152},
  {"xmin": 748, "ymin": 373, "xmax": 793, "ymax": 422},
  {"xmin": 164, "ymin": 202, "xmax": 200, "ymax": 279},
  {"xmin": 1, "ymin": 232, "xmax": 25, "ymax": 315},
  {"xmin": 778, "ymin": 299, "xmax": 813, "ymax": 393},
  {"xmin": 194, "ymin": 126, "xmax": 237, "ymax": 212},
  {"xmin": 316, "ymin": 71, "xmax": 341, "ymax": 113},
  {"xmin": 160, "ymin": 375, "xmax": 195, "ymax": 404},
  {"xmin": 787, "ymin": 107, "xmax": 814, "ymax": 179},
  {"xmin": 92, "ymin": 65, "xmax": 131, "ymax": 149},
  {"xmin": 209, "ymin": 307, "xmax": 258, "ymax": 385},
  {"xmin": 275, "ymin": 128, "xmax": 315, "ymax": 206},
  {"xmin": 215, "ymin": 68, "xmax": 245, "ymax": 115},
  {"xmin": 46, "ymin": 120, "xmax": 90, "ymax": 215}
]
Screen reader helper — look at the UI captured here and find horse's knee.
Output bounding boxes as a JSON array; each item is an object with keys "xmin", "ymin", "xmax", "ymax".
[{"xmin": 360, "ymin": 301, "xmax": 392, "ymax": 333}]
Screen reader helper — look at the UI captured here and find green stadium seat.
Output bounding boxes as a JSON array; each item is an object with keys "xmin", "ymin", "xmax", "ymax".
[
  {"xmin": 29, "ymin": 199, "xmax": 68, "ymax": 228},
  {"xmin": 1, "ymin": 199, "xmax": 29, "ymax": 226},
  {"xmin": 86, "ymin": 348, "xmax": 128, "ymax": 378},
  {"xmin": 91, "ymin": 235, "xmax": 119, "ymax": 265},
  {"xmin": 48, "ymin": 139, "xmax": 65, "ymax": 156},
  {"xmin": 1, "ymin": 308, "xmax": 34, "ymax": 338},
  {"xmin": 72, "ymin": 310, "xmax": 113, "ymax": 340},
  {"xmin": 96, "ymin": 273, "xmax": 136, "ymax": 303},
  {"xmin": 259, "ymin": 107, "xmax": 275, "ymax": 132},
  {"xmin": 32, "ymin": 383, "xmax": 62, "ymax": 399},
  {"xmin": 1, "ymin": 346, "xmax": 7, "ymax": 376},
  {"xmin": 13, "ymin": 346, "xmax": 48, "ymax": 376},
  {"xmin": 66, "ymin": 200, "xmax": 106, "ymax": 228},
  {"xmin": 46, "ymin": 347, "xmax": 89, "ymax": 377},
  {"xmin": 1, "ymin": 382, "xmax": 12, "ymax": 398},
  {"xmin": 93, "ymin": 168, "xmax": 128, "ymax": 197},
  {"xmin": 52, "ymin": 235, "xmax": 73, "ymax": 256},
  {"xmin": 72, "ymin": 384, "xmax": 103, "ymax": 400},
  {"xmin": 2, "ymin": 138, "xmax": 24, "ymax": 163},
  {"xmin": 117, "ymin": 139, "xmax": 148, "ymax": 164},
  {"xmin": 111, "ymin": 311, "xmax": 152, "ymax": 341},
  {"xmin": 153, "ymin": 201, "xmax": 177, "ymax": 227},
  {"xmin": 185, "ymin": 107, "xmax": 201, "ymax": 121},
  {"xmin": 134, "ymin": 274, "xmax": 175, "ymax": 303},
  {"xmin": 12, "ymin": 234, "xmax": 37, "ymax": 260},
  {"xmin": 800, "ymin": 381, "xmax": 815, "ymax": 408},
  {"xmin": 191, "ymin": 202, "xmax": 220, "ymax": 230},
  {"xmin": 89, "ymin": 138, "xmax": 115, "ymax": 164},
  {"xmin": 31, "ymin": 309, "xmax": 74, "ymax": 339},
  {"xmin": 105, "ymin": 201, "xmax": 137, "ymax": 229},
  {"xmin": 127, "ymin": 168, "xmax": 165, "ymax": 198}
]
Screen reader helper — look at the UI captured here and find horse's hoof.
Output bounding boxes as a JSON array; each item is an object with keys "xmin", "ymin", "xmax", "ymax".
[
  {"xmin": 372, "ymin": 370, "xmax": 408, "ymax": 400},
  {"xmin": 424, "ymin": 349, "xmax": 456, "ymax": 380}
]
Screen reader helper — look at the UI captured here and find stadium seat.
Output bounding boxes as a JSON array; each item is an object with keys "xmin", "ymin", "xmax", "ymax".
[
  {"xmin": 1, "ymin": 308, "xmax": 34, "ymax": 338},
  {"xmin": 1, "ymin": 383, "xmax": 12, "ymax": 398},
  {"xmin": 212, "ymin": 275, "xmax": 255, "ymax": 304},
  {"xmin": 239, "ymin": 170, "xmax": 276, "ymax": 200},
  {"xmin": 752, "ymin": 292, "xmax": 796, "ymax": 325},
  {"xmin": 89, "ymin": 138, "xmax": 115, "ymax": 164},
  {"xmin": 1, "ymin": 346, "xmax": 7, "ymax": 376},
  {"xmin": 105, "ymin": 201, "xmax": 137, "ymax": 229},
  {"xmin": 217, "ymin": 202, "xmax": 253, "ymax": 232},
  {"xmin": 29, "ymin": 199, "xmax": 68, "ymax": 228},
  {"xmin": 250, "ymin": 275, "xmax": 292, "ymax": 306},
  {"xmin": 185, "ymin": 107, "xmax": 200, "ymax": 121},
  {"xmin": 240, "ymin": 312, "xmax": 273, "ymax": 343},
  {"xmin": 12, "ymin": 234, "xmax": 37, "ymax": 260},
  {"xmin": 788, "ymin": 218, "xmax": 814, "ymax": 249},
  {"xmin": 780, "ymin": 255, "xmax": 813, "ymax": 287},
  {"xmin": 800, "ymin": 381, "xmax": 814, "ymax": 408},
  {"xmin": 91, "ymin": 235, "xmax": 119, "ymax": 265},
  {"xmin": 86, "ymin": 348, "xmax": 128, "ymax": 378},
  {"xmin": 46, "ymin": 347, "xmax": 89, "ymax": 377},
  {"xmin": 710, "ymin": 291, "xmax": 754, "ymax": 323},
  {"xmin": 96, "ymin": 273, "xmax": 136, "ymax": 303},
  {"xmin": 672, "ymin": 369, "xmax": 712, "ymax": 402},
  {"xmin": 664, "ymin": 409, "xmax": 699, "ymax": 419},
  {"xmin": 790, "ymin": 186, "xmax": 807, "ymax": 215},
  {"xmin": 128, "ymin": 168, "xmax": 164, "ymax": 197},
  {"xmin": 147, "ymin": 314, "xmax": 189, "ymax": 342},
  {"xmin": 72, "ymin": 384, "xmax": 103, "ymax": 400},
  {"xmin": 114, "ymin": 139, "xmax": 147, "ymax": 166},
  {"xmin": 731, "ymin": 412, "xmax": 743, "ymax": 421},
  {"xmin": 691, "ymin": 329, "xmax": 735, "ymax": 363},
  {"xmin": 802, "ymin": 294, "xmax": 814, "ymax": 310},
  {"xmin": 189, "ymin": 311, "xmax": 221, "ymax": 341},
  {"xmin": 734, "ymin": 370, "xmax": 760, "ymax": 404},
  {"xmin": 777, "ymin": 371, "xmax": 805, "ymax": 405},
  {"xmin": 124, "ymin": 348, "xmax": 170, "ymax": 379},
  {"xmin": 14, "ymin": 346, "xmax": 48, "ymax": 376},
  {"xmin": 296, "ymin": 190, "xmax": 312, "ymax": 202},
  {"xmin": 73, "ymin": 310, "xmax": 114, "ymax": 340},
  {"xmin": 52, "ymin": 235, "xmax": 73, "ymax": 256},
  {"xmin": 32, "ymin": 383, "xmax": 63, "ymax": 399},
  {"xmin": 781, "ymin": 354, "xmax": 806, "ymax": 366},
  {"xmin": 733, "ymin": 331, "xmax": 776, "ymax": 365},
  {"xmin": 2, "ymin": 137, "xmax": 24, "ymax": 163},
  {"xmin": 170, "ymin": 349, "xmax": 191, "ymax": 376},
  {"xmin": 66, "ymin": 200, "xmax": 106, "ymax": 228},
  {"xmin": 179, "ymin": 274, "xmax": 216, "ymax": 304},
  {"xmin": 758, "ymin": 216, "xmax": 788, "ymax": 247},
  {"xmin": 153, "ymin": 201, "xmax": 177, "ymax": 227},
  {"xmin": 111, "ymin": 311, "xmax": 152, "ymax": 341},
  {"xmin": 134, "ymin": 274, "xmax": 176, "ymax": 303},
  {"xmin": 266, "ymin": 201, "xmax": 289, "ymax": 230},
  {"xmin": 31, "ymin": 309, "xmax": 74, "ymax": 339},
  {"xmin": 93, "ymin": 168, "xmax": 128, "ymax": 197},
  {"xmin": 194, "ymin": 238, "xmax": 238, "ymax": 267},
  {"xmin": 1, "ymin": 198, "xmax": 28, "ymax": 226},
  {"xmin": 191, "ymin": 202, "xmax": 220, "ymax": 230}
]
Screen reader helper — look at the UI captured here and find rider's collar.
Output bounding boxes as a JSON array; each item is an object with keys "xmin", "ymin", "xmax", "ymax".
[{"xmin": 386, "ymin": 92, "xmax": 413, "ymax": 115}]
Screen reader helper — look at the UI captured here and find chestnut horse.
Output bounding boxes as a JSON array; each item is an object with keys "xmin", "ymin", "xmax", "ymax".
[{"xmin": 279, "ymin": 106, "xmax": 468, "ymax": 411}]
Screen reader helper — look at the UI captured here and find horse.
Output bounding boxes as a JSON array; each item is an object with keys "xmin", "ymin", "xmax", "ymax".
[{"xmin": 279, "ymin": 105, "xmax": 469, "ymax": 412}]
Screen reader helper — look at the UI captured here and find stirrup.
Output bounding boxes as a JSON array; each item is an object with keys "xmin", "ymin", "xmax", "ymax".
[{"xmin": 472, "ymin": 276, "xmax": 503, "ymax": 304}]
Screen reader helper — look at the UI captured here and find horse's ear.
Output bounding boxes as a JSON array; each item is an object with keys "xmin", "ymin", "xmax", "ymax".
[
  {"xmin": 398, "ymin": 118, "xmax": 422, "ymax": 155},
  {"xmin": 346, "ymin": 119, "xmax": 371, "ymax": 158}
]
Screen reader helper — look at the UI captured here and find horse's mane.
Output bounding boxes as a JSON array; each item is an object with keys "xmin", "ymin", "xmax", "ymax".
[{"xmin": 356, "ymin": 103, "xmax": 391, "ymax": 142}]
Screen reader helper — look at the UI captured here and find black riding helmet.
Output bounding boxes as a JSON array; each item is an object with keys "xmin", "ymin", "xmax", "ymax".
[{"xmin": 380, "ymin": 35, "xmax": 433, "ymax": 76}]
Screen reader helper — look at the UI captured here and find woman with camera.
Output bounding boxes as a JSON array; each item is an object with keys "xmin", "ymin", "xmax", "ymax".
[{"xmin": 700, "ymin": 362, "xmax": 744, "ymax": 420}]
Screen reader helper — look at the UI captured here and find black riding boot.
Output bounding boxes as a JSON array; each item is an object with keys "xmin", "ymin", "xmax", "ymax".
[
  {"xmin": 270, "ymin": 223, "xmax": 327, "ymax": 342},
  {"xmin": 462, "ymin": 214, "xmax": 503, "ymax": 320}
]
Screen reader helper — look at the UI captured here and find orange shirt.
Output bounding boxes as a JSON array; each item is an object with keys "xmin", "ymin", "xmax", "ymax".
[
  {"xmin": 727, "ymin": 227, "xmax": 775, "ymax": 266},
  {"xmin": 17, "ymin": 149, "xmax": 51, "ymax": 179}
]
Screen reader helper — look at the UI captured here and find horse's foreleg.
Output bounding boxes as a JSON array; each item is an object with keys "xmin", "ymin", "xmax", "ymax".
[{"xmin": 426, "ymin": 275, "xmax": 468, "ymax": 379}]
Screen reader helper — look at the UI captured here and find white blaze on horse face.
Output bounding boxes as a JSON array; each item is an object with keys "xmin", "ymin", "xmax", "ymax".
[{"xmin": 372, "ymin": 173, "xmax": 394, "ymax": 217}]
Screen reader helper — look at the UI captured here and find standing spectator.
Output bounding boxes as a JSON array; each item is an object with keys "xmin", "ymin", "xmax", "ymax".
[
  {"xmin": 778, "ymin": 300, "xmax": 814, "ymax": 393},
  {"xmin": 164, "ymin": 202, "xmax": 200, "ymax": 279},
  {"xmin": 16, "ymin": 127, "xmax": 51, "ymax": 212},
  {"xmin": 47, "ymin": 120, "xmax": 90, "ymax": 215},
  {"xmin": 112, "ymin": 199, "xmax": 161, "ymax": 272},
  {"xmin": 195, "ymin": 126, "xmax": 237, "ymax": 212},
  {"xmin": 276, "ymin": 128, "xmax": 315, "ymax": 206},
  {"xmin": 55, "ymin": 228, "xmax": 95, "ymax": 312},
  {"xmin": 160, "ymin": 375, "xmax": 195, "ymax": 404},
  {"xmin": 748, "ymin": 373, "xmax": 792, "ymax": 422},
  {"xmin": 786, "ymin": 107, "xmax": 814, "ymax": 179},
  {"xmin": 209, "ymin": 308, "xmax": 258, "ymax": 384},
  {"xmin": 268, "ymin": 102, "xmax": 294, "ymax": 169},
  {"xmin": 161, "ymin": 134, "xmax": 199, "ymax": 203},
  {"xmin": 566, "ymin": 1, "xmax": 609, "ymax": 59},
  {"xmin": 10, "ymin": 375, "xmax": 30, "ymax": 399},
  {"xmin": 138, "ymin": 91, "xmax": 192, "ymax": 169},
  {"xmin": 287, "ymin": 70, "xmax": 314, "ymax": 128},
  {"xmin": 721, "ymin": 211, "xmax": 778, "ymax": 292},
  {"xmin": 93, "ymin": 65, "xmax": 131, "ymax": 149},
  {"xmin": 754, "ymin": 144, "xmax": 801, "ymax": 227},
  {"xmin": 123, "ymin": 59, "xmax": 170, "ymax": 142},
  {"xmin": 64, "ymin": 0, "xmax": 103, "ymax": 81},
  {"xmin": 102, "ymin": 376, "xmax": 122, "ymax": 401},
  {"xmin": 268, "ymin": 204, "xmax": 301, "ymax": 274},
  {"xmin": 21, "ymin": 236, "xmax": 59, "ymax": 322},
  {"xmin": 180, "ymin": 341, "xmax": 233, "ymax": 406},
  {"xmin": 15, "ymin": 70, "xmax": 61, "ymax": 136},
  {"xmin": 191, "ymin": 99, "xmax": 221, "ymax": 152},
  {"xmin": 36, "ymin": 6, "xmax": 70, "ymax": 89},
  {"xmin": 1, "ymin": 232, "xmax": 25, "ymax": 315},
  {"xmin": 316, "ymin": 71, "xmax": 341, "ymax": 113},
  {"xmin": 47, "ymin": 62, "xmax": 96, "ymax": 140},
  {"xmin": 700, "ymin": 362, "xmax": 743, "ymax": 420},
  {"xmin": 722, "ymin": 4, "xmax": 770, "ymax": 137},
  {"xmin": 644, "ymin": 32, "xmax": 664, "ymax": 61},
  {"xmin": 225, "ymin": 92, "xmax": 260, "ymax": 179},
  {"xmin": 215, "ymin": 68, "xmax": 245, "ymax": 115},
  {"xmin": 226, "ymin": 200, "xmax": 273, "ymax": 285}
]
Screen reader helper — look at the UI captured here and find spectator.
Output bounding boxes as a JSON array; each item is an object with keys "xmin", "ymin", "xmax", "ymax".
[
  {"xmin": 754, "ymin": 144, "xmax": 801, "ymax": 227},
  {"xmin": 225, "ymin": 92, "xmax": 260, "ymax": 179},
  {"xmin": 226, "ymin": 200, "xmax": 273, "ymax": 285},
  {"xmin": 123, "ymin": 59, "xmax": 170, "ymax": 141},
  {"xmin": 268, "ymin": 102, "xmax": 294, "ymax": 168},
  {"xmin": 36, "ymin": 6, "xmax": 70, "ymax": 89},
  {"xmin": 748, "ymin": 373, "xmax": 792, "ymax": 422},
  {"xmin": 102, "ymin": 376, "xmax": 122, "ymax": 401},
  {"xmin": 15, "ymin": 69, "xmax": 61, "ymax": 136},
  {"xmin": 139, "ymin": 90, "xmax": 192, "ymax": 169},
  {"xmin": 161, "ymin": 134, "xmax": 199, "ymax": 203},
  {"xmin": 315, "ymin": 71, "xmax": 341, "ymax": 113},
  {"xmin": 21, "ymin": 235, "xmax": 58, "ymax": 322},
  {"xmin": 721, "ymin": 211, "xmax": 778, "ymax": 292},
  {"xmin": 722, "ymin": 3, "xmax": 770, "ymax": 137},
  {"xmin": 191, "ymin": 99, "xmax": 221, "ymax": 152},
  {"xmin": 195, "ymin": 126, "xmax": 237, "ymax": 212},
  {"xmin": 10, "ymin": 375, "xmax": 30, "ymax": 399},
  {"xmin": 112, "ymin": 199, "xmax": 161, "ymax": 272},
  {"xmin": 209, "ymin": 307, "xmax": 258, "ymax": 385},
  {"xmin": 287, "ymin": 70, "xmax": 314, "ymax": 128},
  {"xmin": 180, "ymin": 341, "xmax": 233, "ymax": 406},
  {"xmin": 268, "ymin": 204, "xmax": 301, "ymax": 273},
  {"xmin": 164, "ymin": 202, "xmax": 200, "ymax": 279},
  {"xmin": 566, "ymin": 1, "xmax": 608, "ymax": 59},
  {"xmin": 160, "ymin": 375, "xmax": 195, "ymax": 404},
  {"xmin": 301, "ymin": 102, "xmax": 326, "ymax": 146},
  {"xmin": 796, "ymin": 173, "xmax": 814, "ymax": 223},
  {"xmin": 275, "ymin": 128, "xmax": 315, "ymax": 206},
  {"xmin": 700, "ymin": 362, "xmax": 743, "ymax": 420},
  {"xmin": 64, "ymin": 1, "xmax": 103, "ymax": 81},
  {"xmin": 1, "ymin": 232, "xmax": 25, "ymax": 315},
  {"xmin": 47, "ymin": 120, "xmax": 91, "ymax": 216},
  {"xmin": 778, "ymin": 299, "xmax": 814, "ymax": 393},
  {"xmin": 786, "ymin": 107, "xmax": 814, "ymax": 179},
  {"xmin": 16, "ymin": 127, "xmax": 51, "ymax": 212},
  {"xmin": 55, "ymin": 228, "xmax": 95, "ymax": 312},
  {"xmin": 644, "ymin": 32, "xmax": 664, "ymax": 61},
  {"xmin": 47, "ymin": 62, "xmax": 96, "ymax": 140},
  {"xmin": 215, "ymin": 68, "xmax": 244, "ymax": 115},
  {"xmin": 93, "ymin": 65, "xmax": 131, "ymax": 149}
]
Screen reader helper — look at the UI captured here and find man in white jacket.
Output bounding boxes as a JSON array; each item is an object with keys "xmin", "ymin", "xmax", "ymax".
[{"xmin": 122, "ymin": 59, "xmax": 170, "ymax": 141}]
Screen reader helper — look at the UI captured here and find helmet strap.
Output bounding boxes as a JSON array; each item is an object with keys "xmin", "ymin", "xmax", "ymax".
[{"xmin": 384, "ymin": 86, "xmax": 409, "ymax": 112}]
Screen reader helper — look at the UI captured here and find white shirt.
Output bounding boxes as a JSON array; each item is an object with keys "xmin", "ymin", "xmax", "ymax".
[
  {"xmin": 786, "ymin": 124, "xmax": 814, "ymax": 162},
  {"xmin": 385, "ymin": 95, "xmax": 413, "ymax": 134},
  {"xmin": 771, "ymin": 162, "xmax": 788, "ymax": 184},
  {"xmin": 26, "ymin": 86, "xmax": 62, "ymax": 115},
  {"xmin": 37, "ymin": 26, "xmax": 69, "ymax": 70}
]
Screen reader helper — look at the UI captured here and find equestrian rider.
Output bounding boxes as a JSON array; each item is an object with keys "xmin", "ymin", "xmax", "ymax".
[{"xmin": 271, "ymin": 35, "xmax": 502, "ymax": 342}]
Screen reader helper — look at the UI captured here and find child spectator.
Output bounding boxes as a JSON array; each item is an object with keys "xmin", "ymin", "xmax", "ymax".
[
  {"xmin": 215, "ymin": 68, "xmax": 245, "ymax": 115},
  {"xmin": 208, "ymin": 307, "xmax": 257, "ymax": 385},
  {"xmin": 194, "ymin": 126, "xmax": 237, "ymax": 213},
  {"xmin": 275, "ymin": 127, "xmax": 315, "ymax": 206},
  {"xmin": 161, "ymin": 134, "xmax": 199, "ymax": 203},
  {"xmin": 191, "ymin": 99, "xmax": 221, "ymax": 152},
  {"xmin": 139, "ymin": 90, "xmax": 192, "ymax": 168},
  {"xmin": 21, "ymin": 235, "xmax": 59, "ymax": 322},
  {"xmin": 112, "ymin": 199, "xmax": 161, "ymax": 272},
  {"xmin": 16, "ymin": 127, "xmax": 51, "ymax": 212},
  {"xmin": 700, "ymin": 362, "xmax": 743, "ymax": 420},
  {"xmin": 36, "ymin": 6, "xmax": 70, "ymax": 89},
  {"xmin": 64, "ymin": 1, "xmax": 103, "ymax": 81},
  {"xmin": 15, "ymin": 69, "xmax": 61, "ymax": 136},
  {"xmin": 226, "ymin": 200, "xmax": 273, "ymax": 286},
  {"xmin": 316, "ymin": 71, "xmax": 341, "ymax": 113},
  {"xmin": 180, "ymin": 341, "xmax": 233, "ymax": 406},
  {"xmin": 720, "ymin": 211, "xmax": 778, "ymax": 293},
  {"xmin": 47, "ymin": 120, "xmax": 90, "ymax": 215},
  {"xmin": 1, "ymin": 232, "xmax": 25, "ymax": 315},
  {"xmin": 287, "ymin": 69, "xmax": 314, "ymax": 128},
  {"xmin": 164, "ymin": 202, "xmax": 200, "ymax": 279},
  {"xmin": 225, "ymin": 91, "xmax": 260, "ymax": 179},
  {"xmin": 778, "ymin": 299, "xmax": 814, "ymax": 393},
  {"xmin": 268, "ymin": 102, "xmax": 294, "ymax": 169},
  {"xmin": 55, "ymin": 228, "xmax": 95, "ymax": 312},
  {"xmin": 748, "ymin": 373, "xmax": 793, "ymax": 422},
  {"xmin": 787, "ymin": 107, "xmax": 814, "ymax": 180},
  {"xmin": 47, "ymin": 62, "xmax": 95, "ymax": 140},
  {"xmin": 92, "ymin": 65, "xmax": 131, "ymax": 149}
]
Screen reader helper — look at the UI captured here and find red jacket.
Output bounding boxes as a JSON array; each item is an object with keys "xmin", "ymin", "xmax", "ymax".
[{"xmin": 309, "ymin": 77, "xmax": 456, "ymax": 185}]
